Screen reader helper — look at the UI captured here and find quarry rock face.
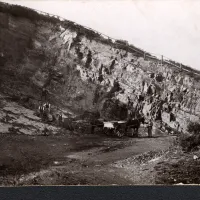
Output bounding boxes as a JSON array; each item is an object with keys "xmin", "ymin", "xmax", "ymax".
[{"xmin": 1, "ymin": 2, "xmax": 200, "ymax": 133}]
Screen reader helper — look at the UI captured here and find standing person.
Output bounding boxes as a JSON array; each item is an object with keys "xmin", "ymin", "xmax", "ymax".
[
  {"xmin": 59, "ymin": 113, "xmax": 63, "ymax": 126},
  {"xmin": 45, "ymin": 102, "xmax": 51, "ymax": 114},
  {"xmin": 55, "ymin": 113, "xmax": 60, "ymax": 126},
  {"xmin": 147, "ymin": 118, "xmax": 153, "ymax": 138},
  {"xmin": 42, "ymin": 104, "xmax": 48, "ymax": 121},
  {"xmin": 38, "ymin": 104, "xmax": 43, "ymax": 118},
  {"xmin": 45, "ymin": 102, "xmax": 52, "ymax": 122}
]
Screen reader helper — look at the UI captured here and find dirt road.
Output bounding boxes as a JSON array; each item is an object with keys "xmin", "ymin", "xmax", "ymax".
[{"xmin": 0, "ymin": 131, "xmax": 175, "ymax": 186}]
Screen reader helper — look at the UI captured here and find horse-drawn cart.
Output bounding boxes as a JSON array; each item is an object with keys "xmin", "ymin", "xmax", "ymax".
[
  {"xmin": 103, "ymin": 121, "xmax": 127, "ymax": 138},
  {"xmin": 91, "ymin": 117, "xmax": 145, "ymax": 138}
]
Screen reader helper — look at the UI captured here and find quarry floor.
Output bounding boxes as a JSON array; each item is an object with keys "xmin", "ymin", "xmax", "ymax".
[
  {"xmin": 0, "ymin": 92, "xmax": 197, "ymax": 186},
  {"xmin": 0, "ymin": 132, "xmax": 175, "ymax": 186}
]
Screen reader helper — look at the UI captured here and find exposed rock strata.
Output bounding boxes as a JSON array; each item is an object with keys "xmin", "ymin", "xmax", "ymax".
[{"xmin": 1, "ymin": 3, "xmax": 200, "ymax": 132}]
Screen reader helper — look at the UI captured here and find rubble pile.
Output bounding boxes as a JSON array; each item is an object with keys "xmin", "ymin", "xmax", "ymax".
[
  {"xmin": 155, "ymin": 154, "xmax": 200, "ymax": 184},
  {"xmin": 113, "ymin": 149, "xmax": 167, "ymax": 168}
]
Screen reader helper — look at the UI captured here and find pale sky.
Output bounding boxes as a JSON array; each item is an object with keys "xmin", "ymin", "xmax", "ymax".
[{"xmin": 2, "ymin": 0, "xmax": 200, "ymax": 70}]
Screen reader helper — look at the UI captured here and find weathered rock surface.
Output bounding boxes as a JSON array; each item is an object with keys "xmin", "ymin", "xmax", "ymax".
[
  {"xmin": 1, "ymin": 2, "xmax": 200, "ymax": 133},
  {"xmin": 0, "ymin": 93, "xmax": 60, "ymax": 135}
]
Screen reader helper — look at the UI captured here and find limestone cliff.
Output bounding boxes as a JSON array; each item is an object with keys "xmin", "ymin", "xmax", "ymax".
[{"xmin": 1, "ymin": 2, "xmax": 200, "ymax": 133}]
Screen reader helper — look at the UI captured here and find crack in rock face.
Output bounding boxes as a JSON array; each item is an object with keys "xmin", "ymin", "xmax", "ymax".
[{"xmin": 0, "ymin": 5, "xmax": 200, "ymax": 133}]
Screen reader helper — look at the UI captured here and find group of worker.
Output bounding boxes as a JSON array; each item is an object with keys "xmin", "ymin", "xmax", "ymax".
[
  {"xmin": 38, "ymin": 102, "xmax": 51, "ymax": 121},
  {"xmin": 38, "ymin": 101, "xmax": 64, "ymax": 125},
  {"xmin": 37, "ymin": 88, "xmax": 64, "ymax": 126}
]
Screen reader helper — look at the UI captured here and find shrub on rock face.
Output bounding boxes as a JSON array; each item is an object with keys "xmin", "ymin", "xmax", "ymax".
[
  {"xmin": 155, "ymin": 73, "xmax": 164, "ymax": 82},
  {"xmin": 170, "ymin": 113, "xmax": 176, "ymax": 122},
  {"xmin": 150, "ymin": 73, "xmax": 155, "ymax": 79},
  {"xmin": 0, "ymin": 3, "xmax": 59, "ymax": 24},
  {"xmin": 147, "ymin": 85, "xmax": 153, "ymax": 95},
  {"xmin": 180, "ymin": 122, "xmax": 200, "ymax": 152},
  {"xmin": 180, "ymin": 134, "xmax": 200, "ymax": 152},
  {"xmin": 187, "ymin": 122, "xmax": 200, "ymax": 135}
]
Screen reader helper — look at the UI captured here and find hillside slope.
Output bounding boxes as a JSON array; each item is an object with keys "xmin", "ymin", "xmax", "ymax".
[{"xmin": 1, "ymin": 2, "xmax": 200, "ymax": 132}]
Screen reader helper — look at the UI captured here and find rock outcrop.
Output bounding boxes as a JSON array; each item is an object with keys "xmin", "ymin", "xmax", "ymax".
[{"xmin": 1, "ymin": 2, "xmax": 200, "ymax": 133}]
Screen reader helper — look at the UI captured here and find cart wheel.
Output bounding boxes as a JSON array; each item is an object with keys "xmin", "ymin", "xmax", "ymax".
[
  {"xmin": 104, "ymin": 128, "xmax": 111, "ymax": 136},
  {"xmin": 115, "ymin": 128, "xmax": 125, "ymax": 138}
]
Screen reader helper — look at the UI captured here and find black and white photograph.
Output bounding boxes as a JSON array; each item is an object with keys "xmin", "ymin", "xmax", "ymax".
[{"xmin": 0, "ymin": 0, "xmax": 200, "ymax": 186}]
